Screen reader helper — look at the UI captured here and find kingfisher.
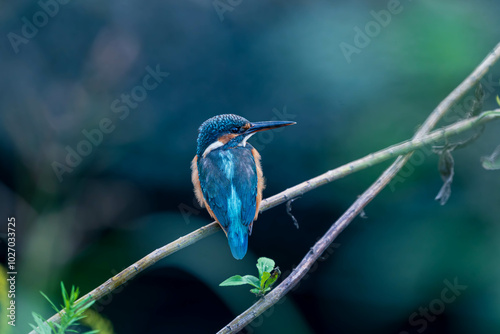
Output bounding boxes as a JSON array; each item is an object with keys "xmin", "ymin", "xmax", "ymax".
[{"xmin": 191, "ymin": 114, "xmax": 296, "ymax": 260}]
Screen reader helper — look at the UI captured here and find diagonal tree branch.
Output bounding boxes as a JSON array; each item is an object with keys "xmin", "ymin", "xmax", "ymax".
[
  {"xmin": 31, "ymin": 42, "xmax": 500, "ymax": 334},
  {"xmin": 33, "ymin": 109, "xmax": 500, "ymax": 333},
  {"xmin": 32, "ymin": 109, "xmax": 500, "ymax": 332},
  {"xmin": 217, "ymin": 42, "xmax": 500, "ymax": 333}
]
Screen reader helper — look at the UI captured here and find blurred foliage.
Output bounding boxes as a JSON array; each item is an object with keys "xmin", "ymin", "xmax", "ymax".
[
  {"xmin": 1, "ymin": 0, "xmax": 500, "ymax": 333},
  {"xmin": 80, "ymin": 309, "xmax": 114, "ymax": 334}
]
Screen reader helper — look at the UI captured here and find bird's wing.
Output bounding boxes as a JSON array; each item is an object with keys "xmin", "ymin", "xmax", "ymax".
[{"xmin": 198, "ymin": 147, "xmax": 258, "ymax": 232}]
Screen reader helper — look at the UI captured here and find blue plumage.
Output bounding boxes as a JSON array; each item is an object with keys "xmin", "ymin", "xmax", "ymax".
[
  {"xmin": 227, "ymin": 224, "xmax": 248, "ymax": 260},
  {"xmin": 197, "ymin": 146, "xmax": 258, "ymax": 259},
  {"xmin": 191, "ymin": 114, "xmax": 295, "ymax": 260}
]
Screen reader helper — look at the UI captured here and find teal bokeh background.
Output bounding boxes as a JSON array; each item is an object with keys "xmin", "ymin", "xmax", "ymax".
[{"xmin": 1, "ymin": 0, "xmax": 500, "ymax": 333}]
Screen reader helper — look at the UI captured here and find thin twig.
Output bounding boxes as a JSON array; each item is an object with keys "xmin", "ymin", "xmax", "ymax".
[
  {"xmin": 31, "ymin": 42, "xmax": 500, "ymax": 333},
  {"xmin": 286, "ymin": 197, "xmax": 300, "ymax": 229},
  {"xmin": 217, "ymin": 42, "xmax": 500, "ymax": 333}
]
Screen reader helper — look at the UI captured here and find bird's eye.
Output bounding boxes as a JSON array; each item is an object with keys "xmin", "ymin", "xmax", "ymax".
[{"xmin": 230, "ymin": 127, "xmax": 239, "ymax": 133}]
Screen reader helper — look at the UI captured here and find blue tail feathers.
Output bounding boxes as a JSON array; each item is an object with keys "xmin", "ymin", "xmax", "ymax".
[{"xmin": 227, "ymin": 225, "xmax": 249, "ymax": 260}]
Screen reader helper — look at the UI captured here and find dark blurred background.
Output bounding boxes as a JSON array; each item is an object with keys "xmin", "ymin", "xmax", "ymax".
[{"xmin": 1, "ymin": 0, "xmax": 500, "ymax": 333}]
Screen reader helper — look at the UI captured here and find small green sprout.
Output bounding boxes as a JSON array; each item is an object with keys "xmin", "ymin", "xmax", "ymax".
[
  {"xmin": 30, "ymin": 282, "xmax": 98, "ymax": 334},
  {"xmin": 220, "ymin": 257, "xmax": 281, "ymax": 296}
]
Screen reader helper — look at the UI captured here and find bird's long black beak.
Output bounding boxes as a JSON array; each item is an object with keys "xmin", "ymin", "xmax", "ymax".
[{"xmin": 246, "ymin": 120, "xmax": 296, "ymax": 134}]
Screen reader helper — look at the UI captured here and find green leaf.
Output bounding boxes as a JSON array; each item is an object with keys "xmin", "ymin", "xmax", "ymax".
[
  {"xmin": 220, "ymin": 275, "xmax": 260, "ymax": 288},
  {"xmin": 75, "ymin": 300, "xmax": 96, "ymax": 315},
  {"xmin": 242, "ymin": 275, "xmax": 261, "ymax": 289},
  {"xmin": 219, "ymin": 275, "xmax": 248, "ymax": 286},
  {"xmin": 221, "ymin": 257, "xmax": 279, "ymax": 297},
  {"xmin": 260, "ymin": 272, "xmax": 271, "ymax": 289},
  {"xmin": 496, "ymin": 95, "xmax": 500, "ymax": 106},
  {"xmin": 30, "ymin": 313, "xmax": 52, "ymax": 334},
  {"xmin": 264, "ymin": 267, "xmax": 281, "ymax": 290},
  {"xmin": 257, "ymin": 257, "xmax": 275, "ymax": 279},
  {"xmin": 61, "ymin": 283, "xmax": 70, "ymax": 308},
  {"xmin": 40, "ymin": 291, "xmax": 59, "ymax": 314}
]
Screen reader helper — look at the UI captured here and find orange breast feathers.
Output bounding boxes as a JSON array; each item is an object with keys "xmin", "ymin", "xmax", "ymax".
[{"xmin": 251, "ymin": 148, "xmax": 265, "ymax": 221}]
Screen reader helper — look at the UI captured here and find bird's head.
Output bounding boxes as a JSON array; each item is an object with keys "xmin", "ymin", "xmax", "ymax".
[{"xmin": 196, "ymin": 114, "xmax": 296, "ymax": 157}]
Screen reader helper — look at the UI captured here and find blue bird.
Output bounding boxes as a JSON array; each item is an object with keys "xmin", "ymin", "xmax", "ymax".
[{"xmin": 191, "ymin": 114, "xmax": 296, "ymax": 259}]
